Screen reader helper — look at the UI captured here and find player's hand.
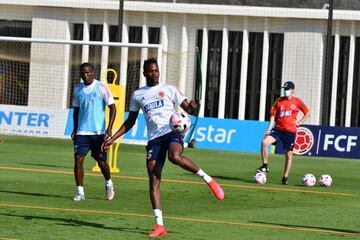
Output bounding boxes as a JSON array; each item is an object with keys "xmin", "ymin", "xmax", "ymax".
[
  {"xmin": 189, "ymin": 100, "xmax": 198, "ymax": 109},
  {"xmin": 102, "ymin": 138, "xmax": 114, "ymax": 151},
  {"xmin": 71, "ymin": 131, "xmax": 76, "ymax": 141},
  {"xmin": 264, "ymin": 130, "xmax": 271, "ymax": 137}
]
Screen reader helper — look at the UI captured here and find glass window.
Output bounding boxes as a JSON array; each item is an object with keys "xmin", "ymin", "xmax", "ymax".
[
  {"xmin": 205, "ymin": 30, "xmax": 222, "ymax": 117},
  {"xmin": 0, "ymin": 20, "xmax": 31, "ymax": 106},
  {"xmin": 89, "ymin": 24, "xmax": 103, "ymax": 80},
  {"xmin": 351, "ymin": 37, "xmax": 360, "ymax": 127},
  {"xmin": 225, "ymin": 31, "xmax": 243, "ymax": 119},
  {"xmin": 321, "ymin": 36, "xmax": 335, "ymax": 126},
  {"xmin": 69, "ymin": 24, "xmax": 83, "ymax": 107},
  {"xmin": 335, "ymin": 36, "xmax": 350, "ymax": 126},
  {"xmin": 265, "ymin": 33, "xmax": 284, "ymax": 120},
  {"xmin": 126, "ymin": 26, "xmax": 142, "ymax": 111},
  {"xmin": 245, "ymin": 32, "xmax": 263, "ymax": 120},
  {"xmin": 148, "ymin": 27, "xmax": 160, "ymax": 59}
]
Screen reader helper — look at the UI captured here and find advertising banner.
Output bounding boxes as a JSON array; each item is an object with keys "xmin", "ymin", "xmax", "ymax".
[
  {"xmin": 275, "ymin": 125, "xmax": 360, "ymax": 159},
  {"xmin": 0, "ymin": 105, "xmax": 69, "ymax": 138}
]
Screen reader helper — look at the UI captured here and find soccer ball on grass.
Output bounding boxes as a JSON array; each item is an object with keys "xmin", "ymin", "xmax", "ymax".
[
  {"xmin": 301, "ymin": 173, "xmax": 316, "ymax": 187},
  {"xmin": 319, "ymin": 174, "xmax": 332, "ymax": 187},
  {"xmin": 253, "ymin": 172, "xmax": 267, "ymax": 184},
  {"xmin": 169, "ymin": 112, "xmax": 191, "ymax": 134}
]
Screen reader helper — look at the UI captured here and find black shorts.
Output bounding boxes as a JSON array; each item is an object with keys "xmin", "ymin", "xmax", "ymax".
[
  {"xmin": 146, "ymin": 131, "xmax": 184, "ymax": 167},
  {"xmin": 74, "ymin": 134, "xmax": 107, "ymax": 161},
  {"xmin": 270, "ymin": 128, "xmax": 296, "ymax": 151}
]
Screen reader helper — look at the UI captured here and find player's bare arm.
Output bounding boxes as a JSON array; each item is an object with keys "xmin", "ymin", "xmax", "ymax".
[
  {"xmin": 103, "ymin": 111, "xmax": 139, "ymax": 149},
  {"xmin": 106, "ymin": 103, "xmax": 116, "ymax": 137},
  {"xmin": 297, "ymin": 108, "xmax": 310, "ymax": 126},
  {"xmin": 71, "ymin": 107, "xmax": 79, "ymax": 140},
  {"xmin": 265, "ymin": 115, "xmax": 275, "ymax": 137},
  {"xmin": 180, "ymin": 99, "xmax": 198, "ymax": 115}
]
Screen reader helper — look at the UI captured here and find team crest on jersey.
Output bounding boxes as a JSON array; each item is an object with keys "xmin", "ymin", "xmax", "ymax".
[
  {"xmin": 291, "ymin": 104, "xmax": 296, "ymax": 109},
  {"xmin": 158, "ymin": 91, "xmax": 165, "ymax": 98},
  {"xmin": 144, "ymin": 99, "xmax": 164, "ymax": 113}
]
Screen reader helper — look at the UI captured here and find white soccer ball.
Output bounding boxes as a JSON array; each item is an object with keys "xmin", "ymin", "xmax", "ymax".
[
  {"xmin": 319, "ymin": 174, "xmax": 332, "ymax": 187},
  {"xmin": 169, "ymin": 112, "xmax": 191, "ymax": 134},
  {"xmin": 302, "ymin": 173, "xmax": 316, "ymax": 187},
  {"xmin": 253, "ymin": 172, "xmax": 267, "ymax": 184}
]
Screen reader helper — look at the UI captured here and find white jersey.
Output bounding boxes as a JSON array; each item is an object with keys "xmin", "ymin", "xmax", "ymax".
[{"xmin": 129, "ymin": 83, "xmax": 186, "ymax": 141}]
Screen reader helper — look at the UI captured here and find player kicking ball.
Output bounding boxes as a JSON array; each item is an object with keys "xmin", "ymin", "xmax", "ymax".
[{"xmin": 103, "ymin": 58, "xmax": 224, "ymax": 238}]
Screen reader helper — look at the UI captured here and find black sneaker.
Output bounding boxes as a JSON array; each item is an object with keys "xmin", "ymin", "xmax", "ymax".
[
  {"xmin": 282, "ymin": 177, "xmax": 288, "ymax": 185},
  {"xmin": 256, "ymin": 166, "xmax": 269, "ymax": 174}
]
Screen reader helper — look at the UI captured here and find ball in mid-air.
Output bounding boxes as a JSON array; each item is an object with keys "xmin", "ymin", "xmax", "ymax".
[
  {"xmin": 302, "ymin": 173, "xmax": 316, "ymax": 187},
  {"xmin": 253, "ymin": 172, "xmax": 267, "ymax": 184},
  {"xmin": 169, "ymin": 112, "xmax": 191, "ymax": 134},
  {"xmin": 319, "ymin": 174, "xmax": 332, "ymax": 187}
]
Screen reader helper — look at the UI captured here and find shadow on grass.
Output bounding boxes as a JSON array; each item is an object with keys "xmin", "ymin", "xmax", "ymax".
[
  {"xmin": 250, "ymin": 220, "xmax": 360, "ymax": 235},
  {"xmin": 0, "ymin": 189, "xmax": 101, "ymax": 201},
  {"xmin": 0, "ymin": 212, "xmax": 148, "ymax": 234},
  {"xmin": 20, "ymin": 163, "xmax": 72, "ymax": 169}
]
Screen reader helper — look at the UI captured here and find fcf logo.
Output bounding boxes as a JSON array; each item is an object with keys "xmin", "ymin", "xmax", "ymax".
[{"xmin": 294, "ymin": 127, "xmax": 314, "ymax": 155}]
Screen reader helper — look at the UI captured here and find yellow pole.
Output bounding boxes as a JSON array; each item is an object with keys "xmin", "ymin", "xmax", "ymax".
[{"xmin": 92, "ymin": 68, "xmax": 125, "ymax": 173}]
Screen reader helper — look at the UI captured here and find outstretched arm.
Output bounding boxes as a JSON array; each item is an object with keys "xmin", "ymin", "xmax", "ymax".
[
  {"xmin": 103, "ymin": 111, "xmax": 139, "ymax": 149},
  {"xmin": 180, "ymin": 99, "xmax": 198, "ymax": 116}
]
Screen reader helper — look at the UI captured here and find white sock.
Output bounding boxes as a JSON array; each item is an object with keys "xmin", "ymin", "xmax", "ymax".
[
  {"xmin": 105, "ymin": 179, "xmax": 113, "ymax": 187},
  {"xmin": 153, "ymin": 209, "xmax": 163, "ymax": 226},
  {"xmin": 77, "ymin": 186, "xmax": 84, "ymax": 195},
  {"xmin": 196, "ymin": 169, "xmax": 212, "ymax": 183}
]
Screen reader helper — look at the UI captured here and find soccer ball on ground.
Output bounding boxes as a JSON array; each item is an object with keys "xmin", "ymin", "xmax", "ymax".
[
  {"xmin": 169, "ymin": 112, "xmax": 191, "ymax": 134},
  {"xmin": 319, "ymin": 174, "xmax": 332, "ymax": 187},
  {"xmin": 301, "ymin": 173, "xmax": 316, "ymax": 187},
  {"xmin": 253, "ymin": 172, "xmax": 267, "ymax": 184}
]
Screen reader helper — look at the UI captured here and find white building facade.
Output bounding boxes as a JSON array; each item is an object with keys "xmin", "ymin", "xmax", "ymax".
[{"xmin": 1, "ymin": 0, "xmax": 360, "ymax": 127}]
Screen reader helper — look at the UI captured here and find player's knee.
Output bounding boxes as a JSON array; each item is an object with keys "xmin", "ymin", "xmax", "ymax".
[{"xmin": 168, "ymin": 152, "xmax": 182, "ymax": 164}]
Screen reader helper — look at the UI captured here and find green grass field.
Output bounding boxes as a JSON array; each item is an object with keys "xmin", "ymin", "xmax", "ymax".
[{"xmin": 0, "ymin": 135, "xmax": 359, "ymax": 240}]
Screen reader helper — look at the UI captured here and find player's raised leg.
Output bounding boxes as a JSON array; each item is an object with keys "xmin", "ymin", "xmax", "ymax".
[{"xmin": 168, "ymin": 141, "xmax": 224, "ymax": 201}]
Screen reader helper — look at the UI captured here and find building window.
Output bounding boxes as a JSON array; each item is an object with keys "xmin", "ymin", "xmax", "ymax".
[
  {"xmin": 69, "ymin": 23, "xmax": 83, "ymax": 107},
  {"xmin": 125, "ymin": 26, "xmax": 142, "ymax": 111},
  {"xmin": 321, "ymin": 36, "xmax": 335, "ymax": 126},
  {"xmin": 336, "ymin": 36, "xmax": 350, "ymax": 127},
  {"xmin": 245, "ymin": 32, "xmax": 263, "ymax": 120},
  {"xmin": 89, "ymin": 24, "xmax": 103, "ymax": 80},
  {"xmin": 265, "ymin": 33, "xmax": 284, "ymax": 120},
  {"xmin": 205, "ymin": 30, "xmax": 222, "ymax": 117},
  {"xmin": 0, "ymin": 20, "xmax": 31, "ymax": 106},
  {"xmin": 148, "ymin": 27, "xmax": 160, "ymax": 58},
  {"xmin": 351, "ymin": 37, "xmax": 360, "ymax": 127},
  {"xmin": 225, "ymin": 31, "xmax": 243, "ymax": 119}
]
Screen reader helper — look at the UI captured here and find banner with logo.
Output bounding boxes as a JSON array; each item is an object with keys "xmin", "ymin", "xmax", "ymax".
[
  {"xmin": 0, "ymin": 105, "xmax": 69, "ymax": 138},
  {"xmin": 275, "ymin": 125, "xmax": 360, "ymax": 159}
]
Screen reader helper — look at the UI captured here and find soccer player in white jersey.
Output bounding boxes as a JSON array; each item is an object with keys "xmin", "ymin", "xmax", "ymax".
[
  {"xmin": 103, "ymin": 58, "xmax": 224, "ymax": 238},
  {"xmin": 71, "ymin": 63, "xmax": 116, "ymax": 201}
]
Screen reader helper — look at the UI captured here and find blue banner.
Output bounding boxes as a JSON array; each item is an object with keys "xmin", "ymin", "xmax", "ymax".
[{"xmin": 275, "ymin": 125, "xmax": 360, "ymax": 159}]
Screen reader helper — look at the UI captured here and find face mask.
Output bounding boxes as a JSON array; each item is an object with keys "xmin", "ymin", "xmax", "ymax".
[{"xmin": 284, "ymin": 89, "xmax": 292, "ymax": 97}]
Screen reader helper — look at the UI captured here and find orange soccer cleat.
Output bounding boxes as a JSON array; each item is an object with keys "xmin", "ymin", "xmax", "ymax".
[
  {"xmin": 148, "ymin": 224, "xmax": 167, "ymax": 238},
  {"xmin": 207, "ymin": 179, "xmax": 225, "ymax": 200}
]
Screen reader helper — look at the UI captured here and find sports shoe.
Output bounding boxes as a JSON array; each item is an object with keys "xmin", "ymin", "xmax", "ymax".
[
  {"xmin": 148, "ymin": 224, "xmax": 167, "ymax": 237},
  {"xmin": 256, "ymin": 166, "xmax": 269, "ymax": 174},
  {"xmin": 73, "ymin": 193, "xmax": 85, "ymax": 201},
  {"xmin": 282, "ymin": 177, "xmax": 288, "ymax": 185},
  {"xmin": 207, "ymin": 179, "xmax": 225, "ymax": 201},
  {"xmin": 105, "ymin": 183, "xmax": 115, "ymax": 200}
]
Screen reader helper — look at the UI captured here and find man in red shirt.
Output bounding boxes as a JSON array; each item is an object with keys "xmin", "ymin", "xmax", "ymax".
[{"xmin": 257, "ymin": 81, "xmax": 310, "ymax": 185}]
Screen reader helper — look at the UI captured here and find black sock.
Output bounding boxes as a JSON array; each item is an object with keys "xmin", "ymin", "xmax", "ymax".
[{"xmin": 262, "ymin": 164, "xmax": 268, "ymax": 168}]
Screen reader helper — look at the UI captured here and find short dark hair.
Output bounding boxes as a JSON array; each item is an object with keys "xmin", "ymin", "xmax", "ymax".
[
  {"xmin": 143, "ymin": 58, "xmax": 158, "ymax": 71},
  {"xmin": 80, "ymin": 62, "xmax": 94, "ymax": 71}
]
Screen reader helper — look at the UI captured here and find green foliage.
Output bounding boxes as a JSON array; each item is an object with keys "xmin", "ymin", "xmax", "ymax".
[{"xmin": 0, "ymin": 136, "xmax": 359, "ymax": 239}]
